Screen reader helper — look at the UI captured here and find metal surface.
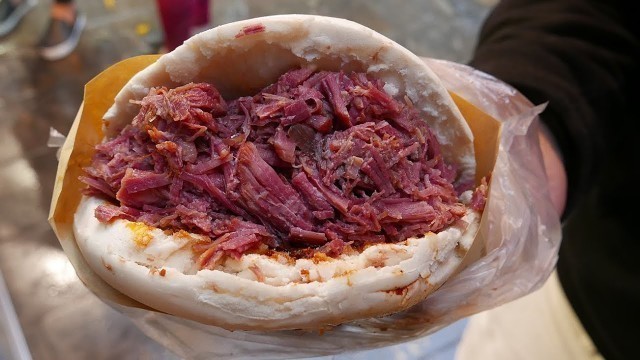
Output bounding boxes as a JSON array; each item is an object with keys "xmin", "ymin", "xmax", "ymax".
[{"xmin": 0, "ymin": 1, "xmax": 491, "ymax": 358}]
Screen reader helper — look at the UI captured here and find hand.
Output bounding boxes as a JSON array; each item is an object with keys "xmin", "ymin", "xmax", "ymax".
[{"xmin": 538, "ymin": 123, "xmax": 568, "ymax": 217}]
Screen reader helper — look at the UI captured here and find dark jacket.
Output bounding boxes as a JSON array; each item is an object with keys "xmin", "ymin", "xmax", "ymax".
[{"xmin": 470, "ymin": 1, "xmax": 640, "ymax": 359}]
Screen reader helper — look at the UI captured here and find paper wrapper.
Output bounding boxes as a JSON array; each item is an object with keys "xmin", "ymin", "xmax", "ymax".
[{"xmin": 49, "ymin": 55, "xmax": 560, "ymax": 359}]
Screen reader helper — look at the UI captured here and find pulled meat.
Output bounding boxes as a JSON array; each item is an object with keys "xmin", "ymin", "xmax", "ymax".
[{"xmin": 82, "ymin": 68, "xmax": 479, "ymax": 262}]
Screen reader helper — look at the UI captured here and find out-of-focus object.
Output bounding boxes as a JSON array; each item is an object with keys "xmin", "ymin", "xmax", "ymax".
[
  {"xmin": 456, "ymin": 271, "xmax": 603, "ymax": 360},
  {"xmin": 155, "ymin": 0, "xmax": 210, "ymax": 51},
  {"xmin": 103, "ymin": 0, "xmax": 115, "ymax": 10},
  {"xmin": 0, "ymin": 0, "xmax": 36, "ymax": 37},
  {"xmin": 37, "ymin": 1, "xmax": 85, "ymax": 61},
  {"xmin": 0, "ymin": 270, "xmax": 32, "ymax": 360}
]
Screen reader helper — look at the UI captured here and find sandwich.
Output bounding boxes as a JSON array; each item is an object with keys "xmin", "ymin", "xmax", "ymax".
[{"xmin": 72, "ymin": 15, "xmax": 486, "ymax": 331}]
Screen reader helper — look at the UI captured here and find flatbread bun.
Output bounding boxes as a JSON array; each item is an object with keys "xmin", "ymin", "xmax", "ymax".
[{"xmin": 73, "ymin": 14, "xmax": 480, "ymax": 330}]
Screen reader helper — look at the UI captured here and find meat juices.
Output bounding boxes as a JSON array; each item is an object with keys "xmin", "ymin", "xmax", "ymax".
[{"xmin": 81, "ymin": 68, "xmax": 479, "ymax": 265}]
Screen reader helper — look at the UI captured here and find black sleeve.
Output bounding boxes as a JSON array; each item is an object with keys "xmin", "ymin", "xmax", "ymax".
[{"xmin": 469, "ymin": 0, "xmax": 640, "ymax": 216}]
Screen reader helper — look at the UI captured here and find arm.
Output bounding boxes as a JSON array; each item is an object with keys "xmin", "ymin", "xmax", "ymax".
[
  {"xmin": 538, "ymin": 123, "xmax": 567, "ymax": 215},
  {"xmin": 470, "ymin": 0, "xmax": 639, "ymax": 218}
]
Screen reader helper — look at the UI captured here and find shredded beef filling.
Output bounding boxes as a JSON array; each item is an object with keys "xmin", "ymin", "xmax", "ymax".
[{"xmin": 81, "ymin": 68, "xmax": 479, "ymax": 265}]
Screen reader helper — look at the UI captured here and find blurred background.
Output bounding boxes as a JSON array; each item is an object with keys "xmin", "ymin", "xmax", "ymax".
[{"xmin": 0, "ymin": 0, "xmax": 494, "ymax": 359}]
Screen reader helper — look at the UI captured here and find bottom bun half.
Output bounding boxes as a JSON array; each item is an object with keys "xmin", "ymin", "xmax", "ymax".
[{"xmin": 73, "ymin": 195, "xmax": 479, "ymax": 331}]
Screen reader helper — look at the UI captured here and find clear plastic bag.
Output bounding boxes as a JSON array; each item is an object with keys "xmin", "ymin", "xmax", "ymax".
[{"xmin": 79, "ymin": 58, "xmax": 560, "ymax": 359}]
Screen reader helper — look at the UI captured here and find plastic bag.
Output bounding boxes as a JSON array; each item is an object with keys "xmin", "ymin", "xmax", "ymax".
[{"xmin": 46, "ymin": 57, "xmax": 559, "ymax": 359}]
